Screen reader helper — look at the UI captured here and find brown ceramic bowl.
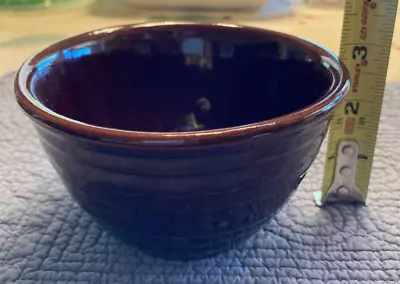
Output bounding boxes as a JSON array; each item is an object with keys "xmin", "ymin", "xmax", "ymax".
[{"xmin": 15, "ymin": 22, "xmax": 349, "ymax": 260}]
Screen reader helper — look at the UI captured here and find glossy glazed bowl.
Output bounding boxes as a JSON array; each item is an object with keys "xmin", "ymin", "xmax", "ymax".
[{"xmin": 15, "ymin": 22, "xmax": 349, "ymax": 260}]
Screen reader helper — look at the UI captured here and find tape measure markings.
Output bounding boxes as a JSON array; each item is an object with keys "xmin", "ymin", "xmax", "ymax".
[{"xmin": 314, "ymin": 0, "xmax": 399, "ymax": 206}]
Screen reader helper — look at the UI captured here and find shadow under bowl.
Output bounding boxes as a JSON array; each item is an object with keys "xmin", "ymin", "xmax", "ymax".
[{"xmin": 15, "ymin": 22, "xmax": 349, "ymax": 260}]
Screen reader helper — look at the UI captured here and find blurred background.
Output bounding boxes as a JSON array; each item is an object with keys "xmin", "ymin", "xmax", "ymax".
[{"xmin": 0, "ymin": 0, "xmax": 399, "ymax": 79}]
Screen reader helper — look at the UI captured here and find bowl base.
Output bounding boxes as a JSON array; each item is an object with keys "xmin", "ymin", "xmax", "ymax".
[{"xmin": 100, "ymin": 218, "xmax": 271, "ymax": 261}]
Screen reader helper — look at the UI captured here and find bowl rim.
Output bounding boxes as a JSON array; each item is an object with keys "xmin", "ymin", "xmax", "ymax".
[{"xmin": 15, "ymin": 21, "xmax": 350, "ymax": 147}]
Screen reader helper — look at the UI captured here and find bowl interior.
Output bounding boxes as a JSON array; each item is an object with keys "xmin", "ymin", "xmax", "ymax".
[{"xmin": 29, "ymin": 24, "xmax": 333, "ymax": 133}]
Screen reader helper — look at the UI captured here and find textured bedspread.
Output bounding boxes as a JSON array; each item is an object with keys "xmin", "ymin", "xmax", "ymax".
[{"xmin": 1, "ymin": 72, "xmax": 400, "ymax": 283}]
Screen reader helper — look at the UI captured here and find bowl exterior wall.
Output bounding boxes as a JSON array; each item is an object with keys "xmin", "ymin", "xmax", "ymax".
[{"xmin": 33, "ymin": 115, "xmax": 330, "ymax": 260}]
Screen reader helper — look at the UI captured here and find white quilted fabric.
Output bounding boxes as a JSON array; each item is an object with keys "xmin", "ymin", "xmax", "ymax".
[{"xmin": 1, "ymin": 72, "xmax": 400, "ymax": 284}]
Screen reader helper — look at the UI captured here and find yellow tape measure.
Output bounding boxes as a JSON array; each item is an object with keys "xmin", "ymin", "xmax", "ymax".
[{"xmin": 316, "ymin": 0, "xmax": 399, "ymax": 205}]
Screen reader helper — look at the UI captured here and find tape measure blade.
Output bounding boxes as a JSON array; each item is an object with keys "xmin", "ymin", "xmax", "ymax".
[{"xmin": 320, "ymin": 0, "xmax": 399, "ymax": 204}]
